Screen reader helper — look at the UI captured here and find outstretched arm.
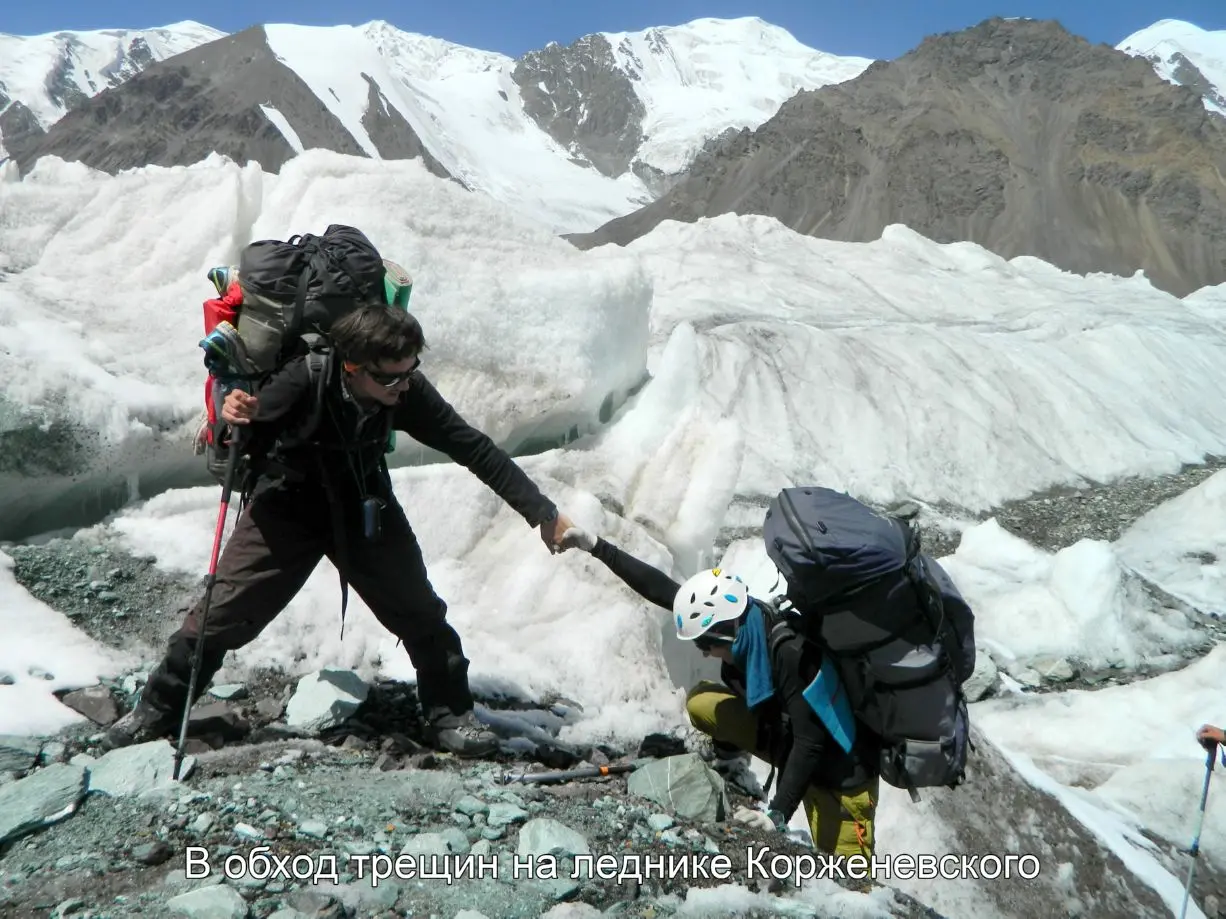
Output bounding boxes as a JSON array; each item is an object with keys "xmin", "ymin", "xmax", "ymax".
[
  {"xmin": 566, "ymin": 531, "xmax": 681, "ymax": 612},
  {"xmin": 395, "ymin": 372, "xmax": 559, "ymax": 529}
]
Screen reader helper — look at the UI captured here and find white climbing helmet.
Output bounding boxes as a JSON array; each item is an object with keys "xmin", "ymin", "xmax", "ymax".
[{"xmin": 673, "ymin": 568, "xmax": 750, "ymax": 642}]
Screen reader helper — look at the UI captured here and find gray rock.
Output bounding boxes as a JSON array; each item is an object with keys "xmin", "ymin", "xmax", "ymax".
[
  {"xmin": 191, "ymin": 812, "xmax": 216, "ymax": 835},
  {"xmin": 233, "ymin": 822, "xmax": 264, "ymax": 840},
  {"xmin": 266, "ymin": 911, "xmax": 307, "ymax": 919},
  {"xmin": 454, "ymin": 912, "xmax": 491, "ymax": 919},
  {"xmin": 286, "ymin": 890, "xmax": 341, "ymax": 915},
  {"xmin": 1033, "ymin": 657, "xmax": 1078, "ymax": 682},
  {"xmin": 647, "ymin": 814, "xmax": 675, "ymax": 832},
  {"xmin": 51, "ymin": 899, "xmax": 88, "ymax": 919},
  {"xmin": 297, "ymin": 819, "xmax": 328, "ymax": 839},
  {"xmin": 481, "ymin": 825, "xmax": 505, "ymax": 841},
  {"xmin": 337, "ymin": 873, "xmax": 400, "ymax": 913},
  {"xmin": 284, "ymin": 669, "xmax": 369, "ymax": 734},
  {"xmin": 964, "ymin": 652, "xmax": 1000, "ymax": 702},
  {"xmin": 88, "ymin": 740, "xmax": 196, "ymax": 797},
  {"xmin": 38, "ymin": 741, "xmax": 67, "ymax": 766},
  {"xmin": 487, "ymin": 801, "xmax": 530, "ymax": 827},
  {"xmin": 470, "ymin": 839, "xmax": 493, "ymax": 857},
  {"xmin": 626, "ymin": 753, "xmax": 728, "ymax": 822},
  {"xmin": 0, "ymin": 735, "xmax": 42, "ymax": 774},
  {"xmin": 400, "ymin": 832, "xmax": 452, "ymax": 858},
  {"xmin": 208, "ymin": 684, "xmax": 249, "ymax": 701},
  {"xmin": 60, "ymin": 685, "xmax": 120, "ymax": 725},
  {"xmin": 133, "ymin": 840, "xmax": 174, "ymax": 866},
  {"xmin": 441, "ymin": 825, "xmax": 471, "ymax": 855},
  {"xmin": 0, "ymin": 762, "xmax": 88, "ymax": 844},
  {"xmin": 455, "ymin": 794, "xmax": 488, "ymax": 817},
  {"xmin": 516, "ymin": 818, "xmax": 591, "ymax": 859},
  {"xmin": 166, "ymin": 884, "xmax": 250, "ymax": 918}
]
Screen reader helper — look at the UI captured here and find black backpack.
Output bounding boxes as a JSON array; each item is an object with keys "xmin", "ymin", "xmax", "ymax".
[
  {"xmin": 762, "ymin": 486, "xmax": 976, "ymax": 799},
  {"xmin": 200, "ymin": 225, "xmax": 411, "ymax": 483},
  {"xmin": 236, "ymin": 224, "xmax": 388, "ymax": 373}
]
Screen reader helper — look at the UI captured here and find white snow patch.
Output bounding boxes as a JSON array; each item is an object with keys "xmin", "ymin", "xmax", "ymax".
[
  {"xmin": 259, "ymin": 103, "xmax": 305, "ymax": 153},
  {"xmin": 0, "ymin": 550, "xmax": 132, "ymax": 735},
  {"xmin": 1115, "ymin": 468, "xmax": 1226, "ymax": 615}
]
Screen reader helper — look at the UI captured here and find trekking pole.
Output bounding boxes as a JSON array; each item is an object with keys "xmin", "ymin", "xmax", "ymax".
[
  {"xmin": 1180, "ymin": 742, "xmax": 1225, "ymax": 919},
  {"xmin": 172, "ymin": 427, "xmax": 244, "ymax": 781},
  {"xmin": 502, "ymin": 763, "xmax": 637, "ymax": 785}
]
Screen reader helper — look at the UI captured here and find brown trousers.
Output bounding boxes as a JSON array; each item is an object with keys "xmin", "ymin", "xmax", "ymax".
[{"xmin": 141, "ymin": 486, "xmax": 472, "ymax": 723}]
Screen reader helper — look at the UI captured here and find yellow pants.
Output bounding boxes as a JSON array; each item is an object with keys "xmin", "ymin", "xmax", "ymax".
[{"xmin": 686, "ymin": 681, "xmax": 878, "ymax": 859}]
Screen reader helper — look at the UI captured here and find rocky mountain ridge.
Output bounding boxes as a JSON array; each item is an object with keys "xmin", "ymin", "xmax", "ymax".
[{"xmin": 568, "ymin": 17, "xmax": 1226, "ymax": 297}]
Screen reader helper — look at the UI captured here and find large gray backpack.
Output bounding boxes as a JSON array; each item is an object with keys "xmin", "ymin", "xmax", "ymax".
[{"xmin": 762, "ymin": 486, "xmax": 976, "ymax": 799}]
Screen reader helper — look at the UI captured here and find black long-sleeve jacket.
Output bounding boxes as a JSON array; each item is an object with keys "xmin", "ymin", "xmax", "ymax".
[
  {"xmin": 590, "ymin": 537, "xmax": 878, "ymax": 821},
  {"xmin": 236, "ymin": 354, "xmax": 557, "ymax": 527}
]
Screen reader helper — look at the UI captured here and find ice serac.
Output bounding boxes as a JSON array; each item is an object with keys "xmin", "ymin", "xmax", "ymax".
[{"xmin": 571, "ymin": 17, "xmax": 1226, "ymax": 298}]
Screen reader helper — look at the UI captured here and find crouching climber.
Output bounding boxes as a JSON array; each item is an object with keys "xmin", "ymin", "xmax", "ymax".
[{"xmin": 559, "ymin": 526, "xmax": 882, "ymax": 859}]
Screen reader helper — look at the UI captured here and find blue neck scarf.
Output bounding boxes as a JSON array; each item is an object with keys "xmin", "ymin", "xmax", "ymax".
[{"xmin": 730, "ymin": 599, "xmax": 775, "ymax": 710}]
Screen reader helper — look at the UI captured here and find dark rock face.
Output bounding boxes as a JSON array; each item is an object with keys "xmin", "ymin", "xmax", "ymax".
[
  {"xmin": 569, "ymin": 18, "xmax": 1226, "ymax": 297},
  {"xmin": 512, "ymin": 33, "xmax": 646, "ymax": 177},
  {"xmin": 359, "ymin": 73, "xmax": 452, "ymax": 180},
  {"xmin": 14, "ymin": 26, "xmax": 454, "ymax": 181},
  {"xmin": 0, "ymin": 101, "xmax": 46, "ymax": 162}
]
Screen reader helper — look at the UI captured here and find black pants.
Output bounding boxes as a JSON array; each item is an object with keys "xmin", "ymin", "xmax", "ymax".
[{"xmin": 141, "ymin": 486, "xmax": 471, "ymax": 723}]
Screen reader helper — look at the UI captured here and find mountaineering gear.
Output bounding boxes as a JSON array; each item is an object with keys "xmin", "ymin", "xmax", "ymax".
[
  {"xmin": 674, "ymin": 568, "xmax": 749, "ymax": 641},
  {"xmin": 585, "ymin": 534, "xmax": 880, "ymax": 824},
  {"xmin": 198, "ymin": 319, "xmax": 257, "ymax": 478},
  {"xmin": 559, "ymin": 526, "xmax": 597, "ymax": 553},
  {"xmin": 802, "ymin": 657, "xmax": 856, "ymax": 754},
  {"xmin": 763, "ymin": 486, "xmax": 976, "ymax": 796},
  {"xmin": 425, "ymin": 711, "xmax": 500, "ymax": 758},
  {"xmin": 504, "ymin": 763, "xmax": 638, "ymax": 785},
  {"xmin": 101, "ymin": 699, "xmax": 178, "ymax": 751},
  {"xmin": 197, "ymin": 227, "xmax": 413, "ymax": 484},
  {"xmin": 686, "ymin": 679, "xmax": 878, "ymax": 858},
  {"xmin": 1181, "ymin": 742, "xmax": 1226, "ymax": 919},
  {"xmin": 729, "ymin": 600, "xmax": 774, "ymax": 709},
  {"xmin": 175, "ymin": 422, "xmax": 244, "ymax": 781},
  {"xmin": 235, "ymin": 225, "xmax": 389, "ymax": 373}
]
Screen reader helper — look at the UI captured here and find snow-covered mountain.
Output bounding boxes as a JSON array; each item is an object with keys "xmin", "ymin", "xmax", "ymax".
[
  {"xmin": 514, "ymin": 17, "xmax": 872, "ymax": 183},
  {"xmin": 6, "ymin": 17, "xmax": 873, "ymax": 233},
  {"xmin": 1118, "ymin": 18, "xmax": 1226, "ymax": 114},
  {"xmin": 0, "ymin": 21, "xmax": 223, "ymax": 154}
]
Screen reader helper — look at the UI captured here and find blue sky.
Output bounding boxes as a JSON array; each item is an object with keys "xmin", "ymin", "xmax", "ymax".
[{"xmin": 2, "ymin": 0, "xmax": 1224, "ymax": 60}]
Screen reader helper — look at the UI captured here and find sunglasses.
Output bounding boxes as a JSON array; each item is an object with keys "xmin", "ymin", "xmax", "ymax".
[
  {"xmin": 693, "ymin": 619, "xmax": 738, "ymax": 651},
  {"xmin": 364, "ymin": 356, "xmax": 421, "ymax": 388}
]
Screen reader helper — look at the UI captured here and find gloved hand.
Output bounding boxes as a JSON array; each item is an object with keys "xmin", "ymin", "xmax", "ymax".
[
  {"xmin": 559, "ymin": 526, "xmax": 597, "ymax": 553},
  {"xmin": 732, "ymin": 804, "xmax": 783, "ymax": 833}
]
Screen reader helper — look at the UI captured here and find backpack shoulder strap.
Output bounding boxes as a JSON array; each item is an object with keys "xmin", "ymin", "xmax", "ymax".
[{"xmin": 302, "ymin": 348, "xmax": 333, "ymax": 443}]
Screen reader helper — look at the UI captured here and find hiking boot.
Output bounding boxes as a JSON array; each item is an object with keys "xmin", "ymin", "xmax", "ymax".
[
  {"xmin": 425, "ymin": 711, "xmax": 499, "ymax": 758},
  {"xmin": 101, "ymin": 700, "xmax": 177, "ymax": 752}
]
